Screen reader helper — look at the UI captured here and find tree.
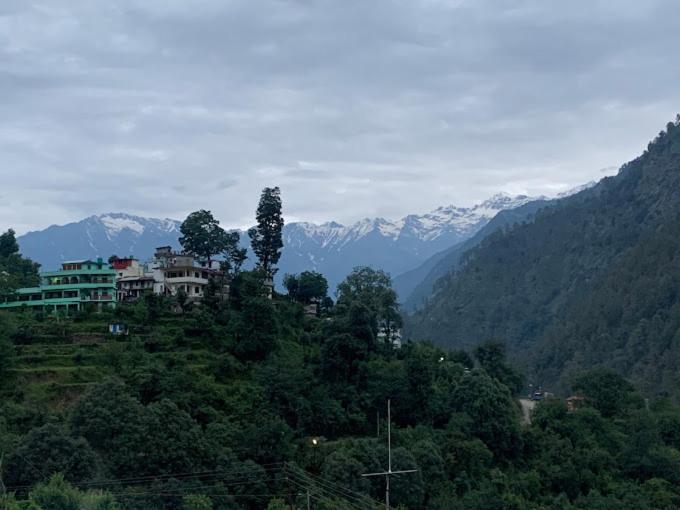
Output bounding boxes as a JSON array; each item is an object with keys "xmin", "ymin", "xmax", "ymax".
[
  {"xmin": 233, "ymin": 297, "xmax": 278, "ymax": 361},
  {"xmin": 183, "ymin": 494, "xmax": 213, "ymax": 510},
  {"xmin": 284, "ymin": 271, "xmax": 328, "ymax": 304},
  {"xmin": 473, "ymin": 341, "xmax": 524, "ymax": 394},
  {"xmin": 69, "ymin": 379, "xmax": 148, "ymax": 477},
  {"xmin": 222, "ymin": 231, "xmax": 247, "ymax": 277},
  {"xmin": 29, "ymin": 474, "xmax": 119, "ymax": 510},
  {"xmin": 336, "ymin": 267, "xmax": 402, "ymax": 337},
  {"xmin": 451, "ymin": 369, "xmax": 522, "ymax": 457},
  {"xmin": 0, "ymin": 229, "xmax": 40, "ymax": 297},
  {"xmin": 572, "ymin": 368, "xmax": 641, "ymax": 418},
  {"xmin": 179, "ymin": 210, "xmax": 228, "ymax": 263},
  {"xmin": 0, "ymin": 229, "xmax": 19, "ymax": 258},
  {"xmin": 248, "ymin": 187, "xmax": 284, "ymax": 276},
  {"xmin": 5, "ymin": 424, "xmax": 100, "ymax": 487}
]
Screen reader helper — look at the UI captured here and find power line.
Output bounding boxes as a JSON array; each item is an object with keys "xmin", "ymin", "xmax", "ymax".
[
  {"xmin": 5, "ymin": 462, "xmax": 285, "ymax": 491},
  {"xmin": 286, "ymin": 465, "xmax": 380, "ymax": 509},
  {"xmin": 285, "ymin": 473, "xmax": 367, "ymax": 510}
]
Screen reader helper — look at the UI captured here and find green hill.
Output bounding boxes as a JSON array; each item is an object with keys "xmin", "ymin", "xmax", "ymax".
[{"xmin": 407, "ymin": 117, "xmax": 680, "ymax": 399}]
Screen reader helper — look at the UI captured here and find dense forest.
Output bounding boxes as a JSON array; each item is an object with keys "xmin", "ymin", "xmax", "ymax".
[
  {"xmin": 2, "ymin": 184, "xmax": 680, "ymax": 509},
  {"xmin": 407, "ymin": 117, "xmax": 680, "ymax": 401},
  {"xmin": 395, "ymin": 199, "xmax": 552, "ymax": 312}
]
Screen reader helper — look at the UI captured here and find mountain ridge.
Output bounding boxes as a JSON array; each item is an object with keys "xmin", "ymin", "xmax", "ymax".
[
  {"xmin": 18, "ymin": 193, "xmax": 538, "ymax": 290},
  {"xmin": 406, "ymin": 118, "xmax": 680, "ymax": 400}
]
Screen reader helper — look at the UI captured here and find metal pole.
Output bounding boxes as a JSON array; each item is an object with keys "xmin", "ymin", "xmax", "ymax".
[
  {"xmin": 307, "ymin": 490, "xmax": 311, "ymax": 510},
  {"xmin": 387, "ymin": 399, "xmax": 391, "ymax": 509},
  {"xmin": 362, "ymin": 399, "xmax": 418, "ymax": 510}
]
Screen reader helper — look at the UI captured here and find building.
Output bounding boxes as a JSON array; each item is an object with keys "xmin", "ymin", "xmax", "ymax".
[
  {"xmin": 112, "ymin": 257, "xmax": 156, "ymax": 302},
  {"xmin": 0, "ymin": 258, "xmax": 116, "ymax": 313},
  {"xmin": 117, "ymin": 275, "xmax": 155, "ymax": 302},
  {"xmin": 150, "ymin": 246, "xmax": 225, "ymax": 302}
]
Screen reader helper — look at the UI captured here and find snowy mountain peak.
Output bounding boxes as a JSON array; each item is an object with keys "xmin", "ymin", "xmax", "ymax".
[
  {"xmin": 284, "ymin": 193, "xmax": 538, "ymax": 249},
  {"xmin": 99, "ymin": 214, "xmax": 146, "ymax": 236},
  {"xmin": 93, "ymin": 213, "xmax": 180, "ymax": 240},
  {"xmin": 558, "ymin": 181, "xmax": 597, "ymax": 198},
  {"xmin": 479, "ymin": 193, "xmax": 534, "ymax": 211}
]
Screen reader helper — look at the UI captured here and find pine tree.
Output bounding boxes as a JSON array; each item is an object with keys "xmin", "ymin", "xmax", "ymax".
[{"xmin": 248, "ymin": 187, "xmax": 284, "ymax": 276}]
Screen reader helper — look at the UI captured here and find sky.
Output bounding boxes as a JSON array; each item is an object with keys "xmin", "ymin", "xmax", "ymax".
[{"xmin": 1, "ymin": 0, "xmax": 679, "ymax": 234}]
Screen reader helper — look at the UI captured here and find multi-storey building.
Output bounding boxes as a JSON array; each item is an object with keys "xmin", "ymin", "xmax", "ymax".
[
  {"xmin": 0, "ymin": 258, "xmax": 116, "ymax": 313},
  {"xmin": 112, "ymin": 257, "xmax": 155, "ymax": 302},
  {"xmin": 151, "ymin": 246, "xmax": 222, "ymax": 301}
]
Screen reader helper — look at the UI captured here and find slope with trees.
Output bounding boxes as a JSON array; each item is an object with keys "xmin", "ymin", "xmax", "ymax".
[
  {"xmin": 407, "ymin": 117, "xmax": 680, "ymax": 399},
  {"xmin": 394, "ymin": 198, "xmax": 552, "ymax": 310},
  {"xmin": 1, "ymin": 185, "xmax": 680, "ymax": 508}
]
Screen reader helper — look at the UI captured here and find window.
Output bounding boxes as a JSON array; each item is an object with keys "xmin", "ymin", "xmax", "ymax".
[{"xmin": 195, "ymin": 286, "xmax": 200, "ymax": 294}]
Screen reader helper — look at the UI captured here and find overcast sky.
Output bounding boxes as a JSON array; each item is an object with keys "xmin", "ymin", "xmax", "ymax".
[{"xmin": 1, "ymin": 0, "xmax": 679, "ymax": 234}]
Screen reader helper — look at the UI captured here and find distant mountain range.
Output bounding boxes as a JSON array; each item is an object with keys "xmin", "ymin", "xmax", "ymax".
[{"xmin": 17, "ymin": 193, "xmax": 540, "ymax": 292}]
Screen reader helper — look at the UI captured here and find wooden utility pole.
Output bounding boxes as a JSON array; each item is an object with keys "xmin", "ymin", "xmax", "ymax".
[{"xmin": 362, "ymin": 400, "xmax": 418, "ymax": 509}]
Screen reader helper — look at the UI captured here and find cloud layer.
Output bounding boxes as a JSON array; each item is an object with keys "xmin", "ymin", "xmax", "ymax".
[{"xmin": 1, "ymin": 0, "xmax": 679, "ymax": 233}]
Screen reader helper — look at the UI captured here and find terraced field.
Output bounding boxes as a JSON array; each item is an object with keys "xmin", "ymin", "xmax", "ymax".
[{"xmin": 6, "ymin": 315, "xmax": 216, "ymax": 410}]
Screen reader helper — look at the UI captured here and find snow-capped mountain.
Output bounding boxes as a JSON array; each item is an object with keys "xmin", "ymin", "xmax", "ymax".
[
  {"xmin": 17, "ymin": 193, "xmax": 537, "ymax": 292},
  {"xmin": 278, "ymin": 193, "xmax": 537, "ymax": 289},
  {"xmin": 18, "ymin": 213, "xmax": 183, "ymax": 272}
]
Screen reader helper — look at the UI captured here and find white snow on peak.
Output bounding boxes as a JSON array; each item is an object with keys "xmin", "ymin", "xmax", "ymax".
[
  {"xmin": 557, "ymin": 181, "xmax": 597, "ymax": 198},
  {"xmin": 284, "ymin": 192, "xmax": 541, "ymax": 247},
  {"xmin": 100, "ymin": 215, "xmax": 145, "ymax": 236},
  {"xmin": 96, "ymin": 213, "xmax": 181, "ymax": 239}
]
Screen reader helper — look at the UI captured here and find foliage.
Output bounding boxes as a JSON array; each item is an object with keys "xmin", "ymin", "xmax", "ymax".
[
  {"xmin": 28, "ymin": 474, "xmax": 119, "ymax": 510},
  {"xmin": 0, "ymin": 229, "xmax": 40, "ymax": 299},
  {"xmin": 179, "ymin": 210, "xmax": 232, "ymax": 263},
  {"xmin": 408, "ymin": 117, "xmax": 680, "ymax": 400},
  {"xmin": 248, "ymin": 187, "xmax": 284, "ymax": 275},
  {"xmin": 3, "ymin": 154, "xmax": 680, "ymax": 508},
  {"xmin": 283, "ymin": 271, "xmax": 328, "ymax": 304},
  {"xmin": 336, "ymin": 266, "xmax": 402, "ymax": 337}
]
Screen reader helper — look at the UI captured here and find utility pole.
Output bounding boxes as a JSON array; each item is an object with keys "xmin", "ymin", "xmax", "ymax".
[
  {"xmin": 362, "ymin": 400, "xmax": 418, "ymax": 509},
  {"xmin": 307, "ymin": 489, "xmax": 311, "ymax": 510}
]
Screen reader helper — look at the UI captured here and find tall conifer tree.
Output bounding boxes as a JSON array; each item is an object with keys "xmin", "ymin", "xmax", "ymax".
[{"xmin": 248, "ymin": 187, "xmax": 284, "ymax": 276}]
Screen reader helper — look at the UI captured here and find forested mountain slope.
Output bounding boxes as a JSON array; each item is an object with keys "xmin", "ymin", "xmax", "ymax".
[
  {"xmin": 407, "ymin": 118, "xmax": 680, "ymax": 399},
  {"xmin": 395, "ymin": 199, "xmax": 552, "ymax": 311}
]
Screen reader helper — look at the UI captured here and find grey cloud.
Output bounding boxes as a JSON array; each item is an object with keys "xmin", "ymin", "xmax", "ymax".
[{"xmin": 0, "ymin": 0, "xmax": 679, "ymax": 233}]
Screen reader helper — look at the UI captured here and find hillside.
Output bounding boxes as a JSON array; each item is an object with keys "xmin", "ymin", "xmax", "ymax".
[
  {"xmin": 394, "ymin": 199, "xmax": 553, "ymax": 310},
  {"xmin": 3, "ymin": 269, "xmax": 680, "ymax": 509},
  {"xmin": 17, "ymin": 194, "xmax": 534, "ymax": 291},
  {"xmin": 407, "ymin": 118, "xmax": 680, "ymax": 399}
]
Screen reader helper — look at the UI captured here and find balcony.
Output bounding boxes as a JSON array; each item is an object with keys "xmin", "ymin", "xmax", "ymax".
[{"xmin": 81, "ymin": 295, "xmax": 114, "ymax": 302}]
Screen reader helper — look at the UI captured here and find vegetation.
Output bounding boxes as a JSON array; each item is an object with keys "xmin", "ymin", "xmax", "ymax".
[
  {"xmin": 248, "ymin": 186, "xmax": 284, "ymax": 276},
  {"xmin": 0, "ymin": 229, "xmax": 40, "ymax": 299},
  {"xmin": 2, "ymin": 172, "xmax": 680, "ymax": 509},
  {"xmin": 408, "ymin": 116, "xmax": 680, "ymax": 400}
]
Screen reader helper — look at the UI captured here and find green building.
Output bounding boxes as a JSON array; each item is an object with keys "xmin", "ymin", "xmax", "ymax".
[{"xmin": 0, "ymin": 258, "xmax": 116, "ymax": 313}]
